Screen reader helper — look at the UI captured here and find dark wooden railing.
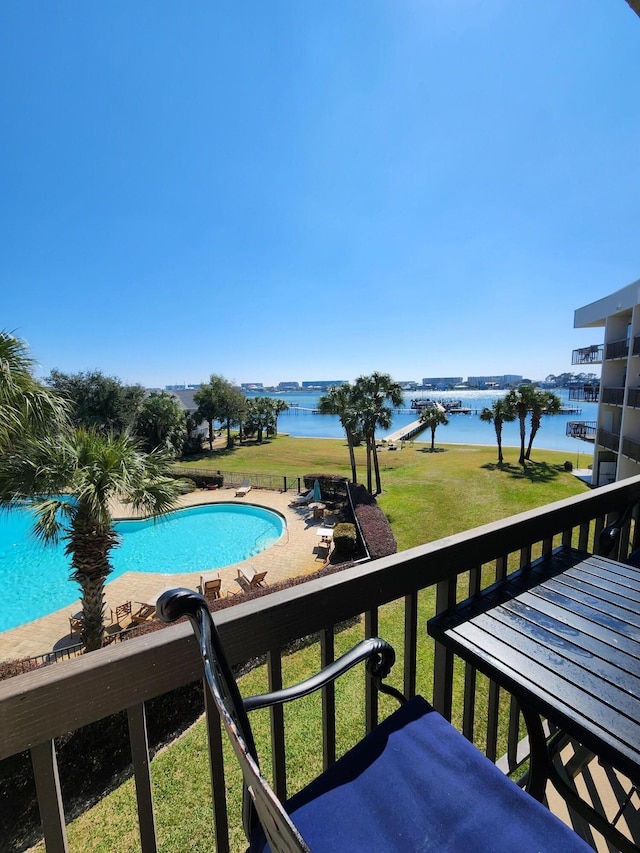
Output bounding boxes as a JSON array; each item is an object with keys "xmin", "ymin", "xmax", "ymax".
[
  {"xmin": 601, "ymin": 387, "xmax": 626, "ymax": 406},
  {"xmin": 566, "ymin": 420, "xmax": 597, "ymax": 441},
  {"xmin": 622, "ymin": 437, "xmax": 640, "ymax": 464},
  {"xmin": 568, "ymin": 385, "xmax": 599, "ymax": 403},
  {"xmin": 572, "ymin": 345, "xmax": 604, "ymax": 365},
  {"xmin": 605, "ymin": 338, "xmax": 630, "ymax": 360},
  {"xmin": 3, "ymin": 477, "xmax": 640, "ymax": 852},
  {"xmin": 627, "ymin": 388, "xmax": 640, "ymax": 409},
  {"xmin": 599, "ymin": 429, "xmax": 621, "ymax": 452}
]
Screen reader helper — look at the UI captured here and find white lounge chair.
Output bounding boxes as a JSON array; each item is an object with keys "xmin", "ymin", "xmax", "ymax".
[
  {"xmin": 289, "ymin": 489, "xmax": 314, "ymax": 507},
  {"xmin": 235, "ymin": 479, "xmax": 251, "ymax": 497}
]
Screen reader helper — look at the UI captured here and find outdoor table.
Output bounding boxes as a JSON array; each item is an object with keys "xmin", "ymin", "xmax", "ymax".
[
  {"xmin": 427, "ymin": 546, "xmax": 640, "ymax": 851},
  {"xmin": 310, "ymin": 502, "xmax": 326, "ymax": 519},
  {"xmin": 316, "ymin": 526, "xmax": 334, "ymax": 542}
]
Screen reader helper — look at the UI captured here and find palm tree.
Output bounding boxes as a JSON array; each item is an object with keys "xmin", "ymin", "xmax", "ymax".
[
  {"xmin": 525, "ymin": 390, "xmax": 562, "ymax": 460},
  {"xmin": 504, "ymin": 385, "xmax": 539, "ymax": 466},
  {"xmin": 354, "ymin": 373, "xmax": 404, "ymax": 494},
  {"xmin": 419, "ymin": 406, "xmax": 450, "ymax": 451},
  {"xmin": 245, "ymin": 397, "xmax": 275, "ymax": 442},
  {"xmin": 318, "ymin": 384, "xmax": 361, "ymax": 484},
  {"xmin": 271, "ymin": 398, "xmax": 289, "ymax": 436},
  {"xmin": 0, "ymin": 330, "xmax": 69, "ymax": 452},
  {"xmin": 479, "ymin": 399, "xmax": 516, "ymax": 465},
  {"xmin": 0, "ymin": 428, "xmax": 181, "ymax": 651}
]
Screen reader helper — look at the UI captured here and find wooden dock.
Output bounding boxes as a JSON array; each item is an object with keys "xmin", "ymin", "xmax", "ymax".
[{"xmin": 383, "ymin": 419, "xmax": 427, "ymax": 444}]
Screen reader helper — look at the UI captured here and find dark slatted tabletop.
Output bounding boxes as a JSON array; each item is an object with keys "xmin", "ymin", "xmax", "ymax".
[{"xmin": 427, "ymin": 547, "xmax": 640, "ymax": 784}]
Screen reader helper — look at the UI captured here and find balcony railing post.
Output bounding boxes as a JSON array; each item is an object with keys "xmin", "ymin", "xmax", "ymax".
[
  {"xmin": 403, "ymin": 593, "xmax": 418, "ymax": 700},
  {"xmin": 267, "ymin": 650, "xmax": 287, "ymax": 801},
  {"xmin": 30, "ymin": 740, "xmax": 69, "ymax": 853},
  {"xmin": 364, "ymin": 610, "xmax": 379, "ymax": 732},
  {"xmin": 204, "ymin": 686, "xmax": 231, "ymax": 853},
  {"xmin": 432, "ymin": 578, "xmax": 457, "ymax": 719},
  {"xmin": 127, "ymin": 702, "xmax": 157, "ymax": 853},
  {"xmin": 320, "ymin": 628, "xmax": 336, "ymax": 769}
]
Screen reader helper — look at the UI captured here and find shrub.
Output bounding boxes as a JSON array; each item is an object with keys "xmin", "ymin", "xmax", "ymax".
[
  {"xmin": 332, "ymin": 522, "xmax": 357, "ymax": 558},
  {"xmin": 174, "ymin": 477, "xmax": 197, "ymax": 494},
  {"xmin": 348, "ymin": 484, "xmax": 397, "ymax": 559},
  {"xmin": 182, "ymin": 433, "xmax": 204, "ymax": 456},
  {"xmin": 0, "ymin": 657, "xmax": 42, "ymax": 681}
]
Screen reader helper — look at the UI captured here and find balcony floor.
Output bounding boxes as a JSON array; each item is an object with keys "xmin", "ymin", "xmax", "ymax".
[{"xmin": 547, "ymin": 739, "xmax": 640, "ymax": 850}]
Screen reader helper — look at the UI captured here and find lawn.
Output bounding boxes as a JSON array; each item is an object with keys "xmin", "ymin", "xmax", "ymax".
[{"xmin": 51, "ymin": 438, "xmax": 589, "ymax": 852}]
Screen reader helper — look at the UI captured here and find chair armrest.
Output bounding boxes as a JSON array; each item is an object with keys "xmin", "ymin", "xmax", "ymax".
[{"xmin": 243, "ymin": 638, "xmax": 400, "ymax": 712}]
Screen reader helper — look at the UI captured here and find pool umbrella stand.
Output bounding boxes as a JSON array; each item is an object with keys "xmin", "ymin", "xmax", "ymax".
[{"xmin": 313, "ymin": 479, "xmax": 322, "ymax": 502}]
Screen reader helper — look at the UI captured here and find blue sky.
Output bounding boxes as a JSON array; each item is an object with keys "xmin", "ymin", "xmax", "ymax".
[{"xmin": 1, "ymin": 2, "xmax": 639, "ymax": 388}]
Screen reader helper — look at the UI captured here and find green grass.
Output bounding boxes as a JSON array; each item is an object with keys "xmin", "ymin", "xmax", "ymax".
[{"xmin": 52, "ymin": 438, "xmax": 588, "ymax": 851}]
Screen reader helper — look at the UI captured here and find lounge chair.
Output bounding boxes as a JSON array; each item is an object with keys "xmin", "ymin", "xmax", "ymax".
[
  {"xmin": 131, "ymin": 602, "xmax": 156, "ymax": 624},
  {"xmin": 237, "ymin": 564, "xmax": 268, "ymax": 589},
  {"xmin": 316, "ymin": 539, "xmax": 331, "ymax": 561},
  {"xmin": 199, "ymin": 573, "xmax": 222, "ymax": 601},
  {"xmin": 235, "ymin": 479, "xmax": 251, "ymax": 497},
  {"xmin": 110, "ymin": 600, "xmax": 132, "ymax": 626},
  {"xmin": 289, "ymin": 489, "xmax": 314, "ymax": 507},
  {"xmin": 157, "ymin": 589, "xmax": 592, "ymax": 853}
]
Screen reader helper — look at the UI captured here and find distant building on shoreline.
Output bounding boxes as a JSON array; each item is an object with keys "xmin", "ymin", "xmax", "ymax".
[
  {"xmin": 421, "ymin": 377, "xmax": 463, "ymax": 390},
  {"xmin": 301, "ymin": 380, "xmax": 347, "ymax": 391},
  {"xmin": 466, "ymin": 374, "xmax": 523, "ymax": 389}
]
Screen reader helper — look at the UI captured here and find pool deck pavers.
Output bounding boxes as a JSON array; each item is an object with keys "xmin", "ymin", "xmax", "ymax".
[{"xmin": 0, "ymin": 487, "xmax": 333, "ymax": 662}]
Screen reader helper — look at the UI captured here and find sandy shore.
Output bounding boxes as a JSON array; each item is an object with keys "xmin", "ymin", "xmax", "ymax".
[{"xmin": 0, "ymin": 487, "xmax": 331, "ymax": 662}]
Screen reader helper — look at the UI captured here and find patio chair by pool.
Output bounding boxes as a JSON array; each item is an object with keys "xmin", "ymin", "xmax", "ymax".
[
  {"xmin": 157, "ymin": 589, "xmax": 592, "ymax": 853},
  {"xmin": 236, "ymin": 479, "xmax": 251, "ymax": 497},
  {"xmin": 289, "ymin": 489, "xmax": 314, "ymax": 507},
  {"xmin": 237, "ymin": 565, "xmax": 268, "ymax": 589},
  {"xmin": 199, "ymin": 574, "xmax": 222, "ymax": 601},
  {"xmin": 131, "ymin": 602, "xmax": 156, "ymax": 624},
  {"xmin": 316, "ymin": 539, "xmax": 331, "ymax": 561},
  {"xmin": 110, "ymin": 600, "xmax": 132, "ymax": 627},
  {"xmin": 69, "ymin": 612, "xmax": 84, "ymax": 638}
]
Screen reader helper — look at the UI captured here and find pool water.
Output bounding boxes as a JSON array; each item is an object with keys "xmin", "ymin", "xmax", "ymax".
[{"xmin": 0, "ymin": 503, "xmax": 284, "ymax": 633}]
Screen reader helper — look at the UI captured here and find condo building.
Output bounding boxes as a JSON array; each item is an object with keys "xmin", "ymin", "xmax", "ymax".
[{"xmin": 572, "ymin": 278, "xmax": 640, "ymax": 486}]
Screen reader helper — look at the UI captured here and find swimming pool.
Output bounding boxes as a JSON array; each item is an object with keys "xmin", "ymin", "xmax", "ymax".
[{"xmin": 0, "ymin": 502, "xmax": 285, "ymax": 633}]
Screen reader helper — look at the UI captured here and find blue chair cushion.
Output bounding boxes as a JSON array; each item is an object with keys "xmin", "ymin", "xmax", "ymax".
[{"xmin": 251, "ymin": 695, "xmax": 591, "ymax": 852}]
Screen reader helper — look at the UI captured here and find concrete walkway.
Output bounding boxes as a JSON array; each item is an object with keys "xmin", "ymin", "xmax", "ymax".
[{"xmin": 0, "ymin": 487, "xmax": 335, "ymax": 662}]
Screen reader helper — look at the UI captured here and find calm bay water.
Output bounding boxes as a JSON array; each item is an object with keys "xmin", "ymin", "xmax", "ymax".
[{"xmin": 272, "ymin": 390, "xmax": 597, "ymax": 460}]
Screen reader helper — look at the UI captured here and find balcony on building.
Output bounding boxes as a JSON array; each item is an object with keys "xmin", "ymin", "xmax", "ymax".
[
  {"xmin": 598, "ymin": 428, "xmax": 621, "ymax": 453},
  {"xmin": 627, "ymin": 388, "xmax": 640, "ymax": 409},
  {"xmin": 601, "ymin": 387, "xmax": 626, "ymax": 406},
  {"xmin": 605, "ymin": 338, "xmax": 630, "ymax": 361},
  {"xmin": 566, "ymin": 420, "xmax": 597, "ymax": 442},
  {"xmin": 571, "ymin": 344, "xmax": 603, "ymax": 366},
  {"xmin": 568, "ymin": 384, "xmax": 599, "ymax": 403},
  {"xmin": 621, "ymin": 437, "xmax": 640, "ymax": 464},
  {"xmin": 5, "ymin": 478, "xmax": 640, "ymax": 852}
]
